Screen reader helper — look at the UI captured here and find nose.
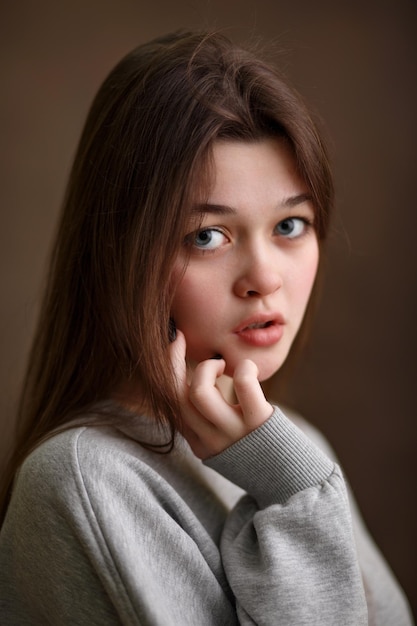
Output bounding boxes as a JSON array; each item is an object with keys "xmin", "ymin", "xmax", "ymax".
[{"xmin": 233, "ymin": 244, "xmax": 283, "ymax": 298}]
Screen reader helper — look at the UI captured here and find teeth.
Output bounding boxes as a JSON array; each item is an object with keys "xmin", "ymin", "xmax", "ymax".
[{"xmin": 246, "ymin": 322, "xmax": 269, "ymax": 330}]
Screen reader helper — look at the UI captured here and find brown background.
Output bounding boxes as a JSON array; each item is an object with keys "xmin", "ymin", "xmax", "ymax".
[{"xmin": 1, "ymin": 0, "xmax": 416, "ymax": 618}]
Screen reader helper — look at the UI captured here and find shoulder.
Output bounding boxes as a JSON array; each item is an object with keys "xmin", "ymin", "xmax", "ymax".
[
  {"xmin": 4, "ymin": 425, "xmax": 191, "ymax": 565},
  {"xmin": 11, "ymin": 425, "xmax": 169, "ymax": 522},
  {"xmin": 12, "ymin": 424, "xmax": 232, "ymax": 522},
  {"xmin": 18, "ymin": 425, "xmax": 136, "ymax": 486}
]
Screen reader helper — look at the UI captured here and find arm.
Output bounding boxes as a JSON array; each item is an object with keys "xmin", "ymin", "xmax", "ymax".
[
  {"xmin": 171, "ymin": 332, "xmax": 413, "ymax": 625},
  {"xmin": 206, "ymin": 409, "xmax": 368, "ymax": 626},
  {"xmin": 290, "ymin": 412, "xmax": 415, "ymax": 626}
]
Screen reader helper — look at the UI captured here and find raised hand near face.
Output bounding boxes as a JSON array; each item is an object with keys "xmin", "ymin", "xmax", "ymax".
[{"xmin": 169, "ymin": 330, "xmax": 274, "ymax": 459}]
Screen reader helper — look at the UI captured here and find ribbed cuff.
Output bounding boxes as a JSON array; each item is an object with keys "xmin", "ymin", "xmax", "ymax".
[{"xmin": 204, "ymin": 407, "xmax": 335, "ymax": 507}]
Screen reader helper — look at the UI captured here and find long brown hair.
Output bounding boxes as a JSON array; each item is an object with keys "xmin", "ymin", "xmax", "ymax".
[{"xmin": 0, "ymin": 30, "xmax": 334, "ymax": 523}]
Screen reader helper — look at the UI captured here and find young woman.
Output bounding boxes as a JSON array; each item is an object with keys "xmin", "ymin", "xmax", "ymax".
[{"xmin": 0, "ymin": 31, "xmax": 413, "ymax": 625}]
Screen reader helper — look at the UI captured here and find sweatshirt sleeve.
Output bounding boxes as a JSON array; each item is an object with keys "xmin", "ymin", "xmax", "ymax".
[{"xmin": 204, "ymin": 406, "xmax": 413, "ymax": 626}]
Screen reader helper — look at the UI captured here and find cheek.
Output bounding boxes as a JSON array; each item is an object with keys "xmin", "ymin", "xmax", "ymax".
[
  {"xmin": 174, "ymin": 281, "xmax": 205, "ymax": 317},
  {"xmin": 171, "ymin": 271, "xmax": 222, "ymax": 362},
  {"xmin": 293, "ymin": 247, "xmax": 320, "ymax": 309},
  {"xmin": 171, "ymin": 269, "xmax": 217, "ymax": 331}
]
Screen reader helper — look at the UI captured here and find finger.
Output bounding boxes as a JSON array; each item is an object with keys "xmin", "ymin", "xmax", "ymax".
[
  {"xmin": 188, "ymin": 359, "xmax": 244, "ymax": 438},
  {"xmin": 168, "ymin": 329, "xmax": 187, "ymax": 392},
  {"xmin": 188, "ymin": 358, "xmax": 229, "ymax": 420},
  {"xmin": 233, "ymin": 359, "xmax": 273, "ymax": 429}
]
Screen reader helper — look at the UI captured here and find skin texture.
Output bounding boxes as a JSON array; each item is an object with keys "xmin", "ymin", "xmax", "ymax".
[{"xmin": 170, "ymin": 138, "xmax": 319, "ymax": 458}]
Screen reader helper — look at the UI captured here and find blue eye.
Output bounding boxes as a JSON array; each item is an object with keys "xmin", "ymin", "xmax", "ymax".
[
  {"xmin": 275, "ymin": 217, "xmax": 308, "ymax": 239},
  {"xmin": 189, "ymin": 228, "xmax": 226, "ymax": 250}
]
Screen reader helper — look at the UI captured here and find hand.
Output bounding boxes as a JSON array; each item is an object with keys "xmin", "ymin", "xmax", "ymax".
[{"xmin": 169, "ymin": 330, "xmax": 273, "ymax": 459}]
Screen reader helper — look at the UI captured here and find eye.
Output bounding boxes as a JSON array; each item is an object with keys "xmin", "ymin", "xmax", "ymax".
[
  {"xmin": 275, "ymin": 217, "xmax": 309, "ymax": 239},
  {"xmin": 186, "ymin": 228, "xmax": 227, "ymax": 251}
]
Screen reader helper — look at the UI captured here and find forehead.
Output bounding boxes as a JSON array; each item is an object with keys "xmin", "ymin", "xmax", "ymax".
[
  {"xmin": 186, "ymin": 138, "xmax": 314, "ymax": 231},
  {"xmin": 207, "ymin": 138, "xmax": 307, "ymax": 204}
]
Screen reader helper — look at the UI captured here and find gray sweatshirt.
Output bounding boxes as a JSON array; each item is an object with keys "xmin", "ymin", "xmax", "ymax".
[{"xmin": 0, "ymin": 407, "xmax": 413, "ymax": 625}]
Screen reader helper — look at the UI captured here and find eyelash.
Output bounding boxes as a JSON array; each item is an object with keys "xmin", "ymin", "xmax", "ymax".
[
  {"xmin": 185, "ymin": 216, "xmax": 314, "ymax": 252},
  {"xmin": 274, "ymin": 216, "xmax": 314, "ymax": 239}
]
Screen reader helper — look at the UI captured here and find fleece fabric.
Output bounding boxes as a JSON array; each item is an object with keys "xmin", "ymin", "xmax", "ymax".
[{"xmin": 0, "ymin": 406, "xmax": 413, "ymax": 625}]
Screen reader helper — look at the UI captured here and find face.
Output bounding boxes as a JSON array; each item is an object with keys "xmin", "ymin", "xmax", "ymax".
[{"xmin": 170, "ymin": 138, "xmax": 319, "ymax": 382}]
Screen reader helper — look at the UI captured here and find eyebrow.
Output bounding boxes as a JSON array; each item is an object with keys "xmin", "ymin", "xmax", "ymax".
[
  {"xmin": 192, "ymin": 193, "xmax": 313, "ymax": 215},
  {"xmin": 283, "ymin": 192, "xmax": 313, "ymax": 208}
]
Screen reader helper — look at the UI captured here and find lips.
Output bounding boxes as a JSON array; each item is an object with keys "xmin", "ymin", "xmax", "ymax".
[
  {"xmin": 234, "ymin": 313, "xmax": 285, "ymax": 347},
  {"xmin": 234, "ymin": 312, "xmax": 284, "ymax": 333},
  {"xmin": 243, "ymin": 320, "xmax": 273, "ymax": 330}
]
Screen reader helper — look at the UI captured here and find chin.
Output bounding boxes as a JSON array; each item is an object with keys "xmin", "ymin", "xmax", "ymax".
[
  {"xmin": 256, "ymin": 362, "xmax": 284, "ymax": 383},
  {"xmin": 186, "ymin": 342, "xmax": 290, "ymax": 382},
  {"xmin": 222, "ymin": 351, "xmax": 287, "ymax": 383}
]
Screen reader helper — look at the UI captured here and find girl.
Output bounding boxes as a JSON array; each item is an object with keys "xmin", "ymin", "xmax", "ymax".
[{"xmin": 0, "ymin": 31, "xmax": 413, "ymax": 625}]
